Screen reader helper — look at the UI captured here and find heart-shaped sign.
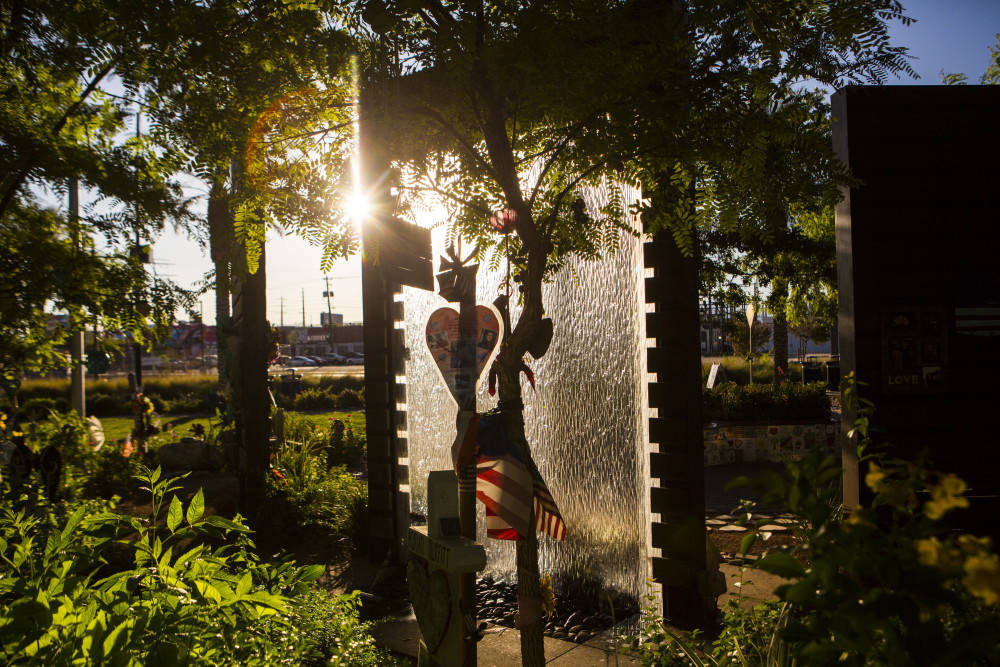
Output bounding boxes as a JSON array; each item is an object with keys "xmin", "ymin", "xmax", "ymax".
[
  {"xmin": 406, "ymin": 558, "xmax": 452, "ymax": 653},
  {"xmin": 425, "ymin": 305, "xmax": 501, "ymax": 404}
]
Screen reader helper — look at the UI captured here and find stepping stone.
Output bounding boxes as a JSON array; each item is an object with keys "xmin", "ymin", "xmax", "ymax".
[
  {"xmin": 775, "ymin": 518, "xmax": 797, "ymax": 524},
  {"xmin": 718, "ymin": 524, "xmax": 748, "ymax": 532},
  {"xmin": 705, "ymin": 519, "xmax": 727, "ymax": 526},
  {"xmin": 758, "ymin": 524, "xmax": 789, "ymax": 532},
  {"xmin": 714, "ymin": 514, "xmax": 735, "ymax": 520}
]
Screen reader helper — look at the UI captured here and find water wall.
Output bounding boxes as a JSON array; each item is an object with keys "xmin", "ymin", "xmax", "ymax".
[{"xmin": 401, "ymin": 181, "xmax": 651, "ymax": 599}]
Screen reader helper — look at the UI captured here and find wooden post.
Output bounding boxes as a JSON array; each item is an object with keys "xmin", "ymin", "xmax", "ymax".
[{"xmin": 645, "ymin": 222, "xmax": 711, "ymax": 629}]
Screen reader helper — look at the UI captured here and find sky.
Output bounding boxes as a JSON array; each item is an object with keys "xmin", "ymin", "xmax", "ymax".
[{"xmin": 145, "ymin": 0, "xmax": 1000, "ymax": 327}]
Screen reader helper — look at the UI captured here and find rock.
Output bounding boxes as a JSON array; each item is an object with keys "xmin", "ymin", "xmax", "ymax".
[
  {"xmin": 564, "ymin": 611, "xmax": 581, "ymax": 627},
  {"xmin": 157, "ymin": 439, "xmax": 222, "ymax": 471},
  {"xmin": 758, "ymin": 524, "xmax": 789, "ymax": 532},
  {"xmin": 576, "ymin": 631, "xmax": 591, "ymax": 642},
  {"xmin": 718, "ymin": 524, "xmax": 748, "ymax": 532},
  {"xmin": 568, "ymin": 624, "xmax": 585, "ymax": 635}
]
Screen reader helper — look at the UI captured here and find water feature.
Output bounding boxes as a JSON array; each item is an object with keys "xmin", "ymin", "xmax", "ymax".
[{"xmin": 400, "ymin": 180, "xmax": 651, "ymax": 601}]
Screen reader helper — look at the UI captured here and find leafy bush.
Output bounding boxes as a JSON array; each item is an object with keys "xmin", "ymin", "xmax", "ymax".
[
  {"xmin": 88, "ymin": 392, "xmax": 124, "ymax": 416},
  {"xmin": 702, "ymin": 357, "xmax": 804, "ymax": 385},
  {"xmin": 326, "ymin": 419, "xmax": 366, "ymax": 468},
  {"xmin": 268, "ymin": 436, "xmax": 368, "ymax": 544},
  {"xmin": 337, "ymin": 388, "xmax": 364, "ymax": 409},
  {"xmin": 17, "ymin": 397, "xmax": 69, "ymax": 421},
  {"xmin": 0, "ymin": 467, "xmax": 396, "ymax": 665},
  {"xmin": 294, "ymin": 387, "xmax": 338, "ymax": 411},
  {"xmin": 703, "ymin": 381, "xmax": 830, "ymax": 422}
]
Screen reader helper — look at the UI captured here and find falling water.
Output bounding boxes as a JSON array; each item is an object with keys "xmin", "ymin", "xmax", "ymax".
[{"xmin": 401, "ymin": 180, "xmax": 651, "ymax": 600}]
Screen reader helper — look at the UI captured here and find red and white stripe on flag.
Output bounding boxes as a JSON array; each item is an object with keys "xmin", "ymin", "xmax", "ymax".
[
  {"xmin": 476, "ymin": 455, "xmax": 533, "ymax": 540},
  {"xmin": 533, "ymin": 477, "xmax": 567, "ymax": 541},
  {"xmin": 955, "ymin": 306, "xmax": 1000, "ymax": 336},
  {"xmin": 476, "ymin": 455, "xmax": 567, "ymax": 542}
]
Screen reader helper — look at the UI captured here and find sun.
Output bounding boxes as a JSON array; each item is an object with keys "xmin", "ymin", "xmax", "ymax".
[{"xmin": 345, "ymin": 190, "xmax": 371, "ymax": 231}]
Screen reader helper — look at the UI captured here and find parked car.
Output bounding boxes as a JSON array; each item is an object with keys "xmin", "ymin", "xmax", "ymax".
[
  {"xmin": 284, "ymin": 356, "xmax": 317, "ymax": 367},
  {"xmin": 306, "ymin": 355, "xmax": 326, "ymax": 365},
  {"xmin": 344, "ymin": 353, "xmax": 364, "ymax": 364},
  {"xmin": 323, "ymin": 352, "xmax": 346, "ymax": 364}
]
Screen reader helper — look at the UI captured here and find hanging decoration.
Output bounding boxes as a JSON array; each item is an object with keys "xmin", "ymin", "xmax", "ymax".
[
  {"xmin": 473, "ymin": 411, "xmax": 566, "ymax": 542},
  {"xmin": 426, "ymin": 305, "xmax": 501, "ymax": 405}
]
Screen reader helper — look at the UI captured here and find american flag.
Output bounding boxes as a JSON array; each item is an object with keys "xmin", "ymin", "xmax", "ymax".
[
  {"xmin": 474, "ymin": 412, "xmax": 566, "ymax": 542},
  {"xmin": 955, "ymin": 305, "xmax": 1000, "ymax": 336}
]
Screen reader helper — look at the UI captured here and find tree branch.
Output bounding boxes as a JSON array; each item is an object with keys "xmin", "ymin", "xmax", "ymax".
[{"xmin": 0, "ymin": 62, "xmax": 114, "ymax": 221}]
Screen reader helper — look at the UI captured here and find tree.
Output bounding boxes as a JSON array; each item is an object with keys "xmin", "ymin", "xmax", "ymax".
[
  {"xmin": 0, "ymin": 0, "xmax": 197, "ymax": 390},
  {"xmin": 142, "ymin": 0, "xmax": 355, "ymax": 515}
]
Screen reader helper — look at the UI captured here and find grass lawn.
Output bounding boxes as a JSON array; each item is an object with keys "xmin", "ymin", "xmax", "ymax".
[{"xmin": 97, "ymin": 410, "xmax": 365, "ymax": 443}]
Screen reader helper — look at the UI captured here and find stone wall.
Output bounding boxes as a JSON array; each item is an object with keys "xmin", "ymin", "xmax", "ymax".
[{"xmin": 703, "ymin": 422, "xmax": 839, "ymax": 466}]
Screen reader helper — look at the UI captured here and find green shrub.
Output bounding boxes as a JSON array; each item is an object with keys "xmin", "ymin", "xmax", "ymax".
[
  {"xmin": 293, "ymin": 387, "xmax": 338, "ymax": 411},
  {"xmin": 163, "ymin": 393, "xmax": 207, "ymax": 414},
  {"xmin": 88, "ymin": 392, "xmax": 125, "ymax": 416},
  {"xmin": 337, "ymin": 388, "xmax": 364, "ymax": 409},
  {"xmin": 326, "ymin": 419, "xmax": 366, "ymax": 468},
  {"xmin": 703, "ymin": 381, "xmax": 830, "ymax": 422},
  {"xmin": 702, "ymin": 356, "xmax": 804, "ymax": 385},
  {"xmin": 0, "ymin": 467, "xmax": 396, "ymax": 665},
  {"xmin": 316, "ymin": 375, "xmax": 365, "ymax": 393},
  {"xmin": 17, "ymin": 397, "xmax": 68, "ymax": 420},
  {"xmin": 268, "ymin": 436, "xmax": 368, "ymax": 544}
]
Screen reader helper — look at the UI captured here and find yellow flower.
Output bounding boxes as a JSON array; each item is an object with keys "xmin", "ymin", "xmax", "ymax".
[
  {"xmin": 539, "ymin": 574, "xmax": 556, "ymax": 618},
  {"xmin": 957, "ymin": 534, "xmax": 993, "ymax": 555},
  {"xmin": 917, "ymin": 537, "xmax": 944, "ymax": 566},
  {"xmin": 916, "ymin": 537, "xmax": 962, "ymax": 570},
  {"xmin": 925, "ymin": 474, "xmax": 970, "ymax": 520},
  {"xmin": 865, "ymin": 462, "xmax": 885, "ymax": 491},
  {"xmin": 962, "ymin": 553, "xmax": 1000, "ymax": 606},
  {"xmin": 846, "ymin": 506, "xmax": 875, "ymax": 529}
]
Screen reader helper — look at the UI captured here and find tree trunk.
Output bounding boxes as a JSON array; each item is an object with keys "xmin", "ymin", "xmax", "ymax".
[
  {"xmin": 771, "ymin": 277, "xmax": 789, "ymax": 383},
  {"xmin": 208, "ymin": 180, "xmax": 231, "ymax": 386},
  {"xmin": 227, "ymin": 153, "xmax": 270, "ymax": 521},
  {"xmin": 232, "ymin": 238, "xmax": 269, "ymax": 520}
]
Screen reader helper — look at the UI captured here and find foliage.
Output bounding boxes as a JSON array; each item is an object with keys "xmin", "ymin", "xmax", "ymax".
[
  {"xmin": 0, "ymin": 466, "xmax": 394, "ymax": 665},
  {"xmin": 942, "ymin": 33, "xmax": 1000, "ymax": 85},
  {"xmin": 268, "ymin": 419, "xmax": 368, "ymax": 544},
  {"xmin": 722, "ymin": 318, "xmax": 773, "ymax": 358},
  {"xmin": 702, "ymin": 358, "xmax": 803, "ymax": 386},
  {"xmin": 630, "ymin": 374, "xmax": 1000, "ymax": 665},
  {"xmin": 703, "ymin": 382, "xmax": 830, "ymax": 423},
  {"xmin": 268, "ymin": 451, "xmax": 368, "ymax": 545}
]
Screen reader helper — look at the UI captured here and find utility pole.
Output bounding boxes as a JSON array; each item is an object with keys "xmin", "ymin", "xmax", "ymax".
[
  {"xmin": 69, "ymin": 179, "xmax": 85, "ymax": 417},
  {"xmin": 324, "ymin": 276, "xmax": 334, "ymax": 350},
  {"xmin": 280, "ymin": 296, "xmax": 284, "ymax": 327},
  {"xmin": 130, "ymin": 111, "xmax": 146, "ymax": 448},
  {"xmin": 301, "ymin": 288, "xmax": 306, "ymax": 327},
  {"xmin": 199, "ymin": 302, "xmax": 205, "ymax": 370}
]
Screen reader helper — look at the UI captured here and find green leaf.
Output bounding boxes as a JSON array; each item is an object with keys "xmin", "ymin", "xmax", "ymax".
[
  {"xmin": 60, "ymin": 505, "xmax": 88, "ymax": 542},
  {"xmin": 236, "ymin": 571, "xmax": 252, "ymax": 598},
  {"xmin": 166, "ymin": 495, "xmax": 182, "ymax": 533},
  {"xmin": 298, "ymin": 564, "xmax": 325, "ymax": 582},
  {"xmin": 740, "ymin": 532, "xmax": 758, "ymax": 555},
  {"xmin": 103, "ymin": 618, "xmax": 129, "ymax": 660},
  {"xmin": 756, "ymin": 551, "xmax": 805, "ymax": 579},
  {"xmin": 186, "ymin": 488, "xmax": 204, "ymax": 524}
]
